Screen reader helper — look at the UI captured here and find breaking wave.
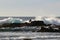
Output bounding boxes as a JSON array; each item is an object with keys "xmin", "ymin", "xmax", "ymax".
[
  {"xmin": 0, "ymin": 17, "xmax": 24, "ymax": 24},
  {"xmin": 35, "ymin": 16, "xmax": 60, "ymax": 25},
  {"xmin": 0, "ymin": 17, "xmax": 60, "ymax": 25}
]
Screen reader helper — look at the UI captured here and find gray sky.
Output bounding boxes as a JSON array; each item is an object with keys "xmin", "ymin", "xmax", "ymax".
[{"xmin": 0, "ymin": 0, "xmax": 60, "ymax": 16}]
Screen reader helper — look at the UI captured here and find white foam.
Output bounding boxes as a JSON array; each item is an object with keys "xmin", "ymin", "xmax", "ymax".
[
  {"xmin": 0, "ymin": 17, "xmax": 24, "ymax": 24},
  {"xmin": 35, "ymin": 16, "xmax": 60, "ymax": 25}
]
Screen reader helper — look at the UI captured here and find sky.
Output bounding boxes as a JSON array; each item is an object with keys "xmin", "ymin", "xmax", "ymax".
[{"xmin": 0, "ymin": 0, "xmax": 60, "ymax": 17}]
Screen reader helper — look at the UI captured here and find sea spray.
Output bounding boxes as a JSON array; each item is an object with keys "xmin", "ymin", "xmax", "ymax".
[{"xmin": 35, "ymin": 16, "xmax": 60, "ymax": 25}]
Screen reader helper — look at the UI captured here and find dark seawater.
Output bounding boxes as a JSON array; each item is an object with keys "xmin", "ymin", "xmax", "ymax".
[{"xmin": 0, "ymin": 32, "xmax": 60, "ymax": 40}]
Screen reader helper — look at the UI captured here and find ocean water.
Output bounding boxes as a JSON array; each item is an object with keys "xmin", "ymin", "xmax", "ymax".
[
  {"xmin": 0, "ymin": 32, "xmax": 60, "ymax": 40},
  {"xmin": 0, "ymin": 17, "xmax": 60, "ymax": 40}
]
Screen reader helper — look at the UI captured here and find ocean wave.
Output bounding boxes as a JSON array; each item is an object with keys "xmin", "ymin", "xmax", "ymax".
[{"xmin": 35, "ymin": 16, "xmax": 60, "ymax": 25}]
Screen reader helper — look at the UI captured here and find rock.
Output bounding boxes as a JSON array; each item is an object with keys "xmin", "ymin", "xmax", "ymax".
[{"xmin": 23, "ymin": 38, "xmax": 32, "ymax": 40}]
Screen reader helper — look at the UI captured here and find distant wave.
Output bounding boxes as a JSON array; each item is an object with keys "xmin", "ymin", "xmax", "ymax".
[
  {"xmin": 0, "ymin": 17, "xmax": 60, "ymax": 25},
  {"xmin": 35, "ymin": 16, "xmax": 60, "ymax": 25},
  {"xmin": 0, "ymin": 17, "xmax": 24, "ymax": 24}
]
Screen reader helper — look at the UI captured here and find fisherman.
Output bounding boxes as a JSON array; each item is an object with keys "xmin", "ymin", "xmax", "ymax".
[{"xmin": 29, "ymin": 19, "xmax": 32, "ymax": 22}]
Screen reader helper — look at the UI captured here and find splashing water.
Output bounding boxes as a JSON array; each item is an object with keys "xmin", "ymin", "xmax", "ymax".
[{"xmin": 35, "ymin": 16, "xmax": 60, "ymax": 25}]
